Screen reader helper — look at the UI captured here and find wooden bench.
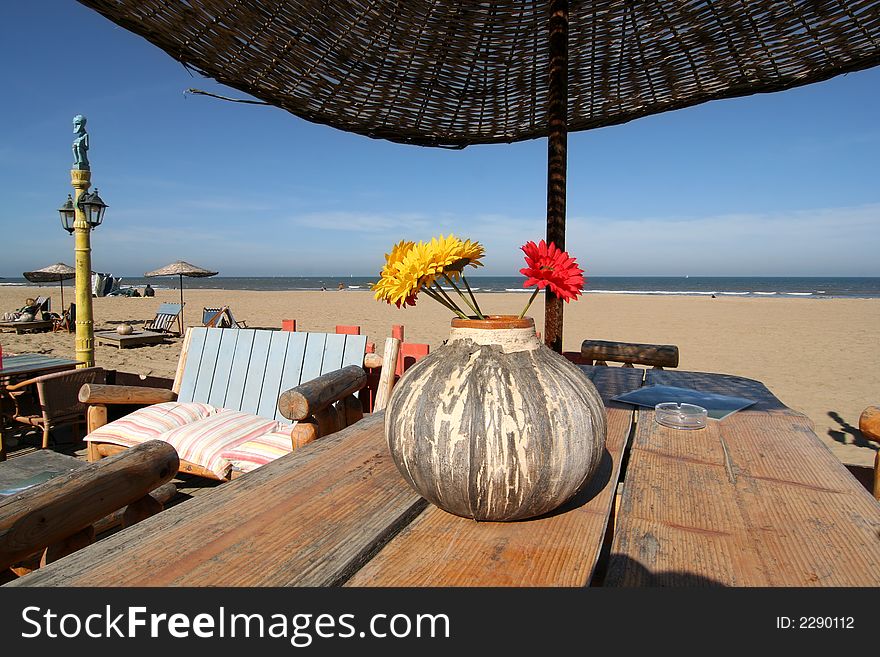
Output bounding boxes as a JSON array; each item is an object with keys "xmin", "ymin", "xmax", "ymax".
[
  {"xmin": 581, "ymin": 339, "xmax": 679, "ymax": 369},
  {"xmin": 81, "ymin": 327, "xmax": 399, "ymax": 480},
  {"xmin": 0, "ymin": 441, "xmax": 177, "ymax": 581},
  {"xmin": 94, "ymin": 329, "xmax": 167, "ymax": 349}
]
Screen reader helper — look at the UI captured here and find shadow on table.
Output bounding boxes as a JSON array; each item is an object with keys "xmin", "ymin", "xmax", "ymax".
[
  {"xmin": 827, "ymin": 410, "xmax": 878, "ymax": 451},
  {"xmin": 532, "ymin": 447, "xmax": 614, "ymax": 520},
  {"xmin": 598, "ymin": 554, "xmax": 727, "ymax": 587}
]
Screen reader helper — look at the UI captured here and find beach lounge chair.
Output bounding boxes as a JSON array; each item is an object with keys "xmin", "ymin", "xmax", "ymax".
[
  {"xmin": 0, "ymin": 297, "xmax": 53, "ymax": 334},
  {"xmin": 144, "ymin": 302, "xmax": 183, "ymax": 336},
  {"xmin": 202, "ymin": 306, "xmax": 247, "ymax": 328},
  {"xmin": 3, "ymin": 366, "xmax": 107, "ymax": 449},
  {"xmin": 80, "ymin": 327, "xmax": 400, "ymax": 481},
  {"xmin": 51, "ymin": 303, "xmax": 76, "ymax": 333}
]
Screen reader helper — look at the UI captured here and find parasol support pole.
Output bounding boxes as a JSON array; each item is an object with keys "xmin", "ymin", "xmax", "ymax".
[
  {"xmin": 178, "ymin": 274, "xmax": 184, "ymax": 336},
  {"xmin": 545, "ymin": 0, "xmax": 568, "ymax": 354},
  {"xmin": 71, "ymin": 169, "xmax": 95, "ymax": 367}
]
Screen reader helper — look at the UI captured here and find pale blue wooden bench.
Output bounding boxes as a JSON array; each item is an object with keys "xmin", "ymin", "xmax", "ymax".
[
  {"xmin": 80, "ymin": 327, "xmax": 396, "ymax": 480},
  {"xmin": 175, "ymin": 327, "xmax": 368, "ymax": 422}
]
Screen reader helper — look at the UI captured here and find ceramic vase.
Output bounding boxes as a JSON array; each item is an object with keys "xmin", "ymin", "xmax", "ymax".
[{"xmin": 385, "ymin": 315, "xmax": 606, "ymax": 521}]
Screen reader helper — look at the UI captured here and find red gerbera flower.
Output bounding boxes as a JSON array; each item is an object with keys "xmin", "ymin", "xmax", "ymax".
[{"xmin": 519, "ymin": 239, "xmax": 585, "ymax": 302}]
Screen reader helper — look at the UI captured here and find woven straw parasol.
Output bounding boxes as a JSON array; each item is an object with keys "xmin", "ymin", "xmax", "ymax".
[
  {"xmin": 145, "ymin": 261, "xmax": 218, "ymax": 328},
  {"xmin": 23, "ymin": 262, "xmax": 77, "ymax": 310},
  {"xmin": 78, "ymin": 0, "xmax": 880, "ymax": 348}
]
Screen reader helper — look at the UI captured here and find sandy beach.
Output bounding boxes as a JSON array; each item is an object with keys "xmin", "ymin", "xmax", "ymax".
[{"xmin": 1, "ymin": 285, "xmax": 877, "ymax": 468}]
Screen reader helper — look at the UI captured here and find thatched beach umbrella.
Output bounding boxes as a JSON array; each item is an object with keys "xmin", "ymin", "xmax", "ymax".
[
  {"xmin": 78, "ymin": 0, "xmax": 880, "ymax": 350},
  {"xmin": 23, "ymin": 262, "xmax": 76, "ymax": 310},
  {"xmin": 145, "ymin": 260, "xmax": 218, "ymax": 327}
]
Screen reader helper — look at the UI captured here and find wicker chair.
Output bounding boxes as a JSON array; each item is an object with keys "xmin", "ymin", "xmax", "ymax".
[{"xmin": 4, "ymin": 367, "xmax": 107, "ymax": 449}]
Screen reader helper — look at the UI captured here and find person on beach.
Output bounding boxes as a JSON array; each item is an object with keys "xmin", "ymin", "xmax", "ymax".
[
  {"xmin": 2, "ymin": 298, "xmax": 37, "ymax": 321},
  {"xmin": 143, "ymin": 284, "xmax": 155, "ymax": 297},
  {"xmin": 337, "ymin": 282, "xmax": 345, "ymax": 290}
]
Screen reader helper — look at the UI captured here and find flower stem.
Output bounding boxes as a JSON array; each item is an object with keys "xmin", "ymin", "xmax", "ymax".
[
  {"xmin": 422, "ymin": 286, "xmax": 458, "ymax": 313},
  {"xmin": 432, "ymin": 281, "xmax": 470, "ymax": 319},
  {"xmin": 461, "ymin": 276, "xmax": 485, "ymax": 319},
  {"xmin": 425, "ymin": 285, "xmax": 468, "ymax": 319},
  {"xmin": 443, "ymin": 273, "xmax": 484, "ymax": 319},
  {"xmin": 518, "ymin": 287, "xmax": 541, "ymax": 319}
]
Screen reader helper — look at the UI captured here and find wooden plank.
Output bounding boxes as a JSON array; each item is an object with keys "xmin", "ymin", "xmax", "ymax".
[
  {"xmin": 8, "ymin": 414, "xmax": 427, "ymax": 587},
  {"xmin": 348, "ymin": 366, "xmax": 644, "ymax": 586},
  {"xmin": 191, "ymin": 327, "xmax": 223, "ymax": 403},
  {"xmin": 300, "ymin": 333, "xmax": 327, "ymax": 383},
  {"xmin": 79, "ymin": 384, "xmax": 176, "ymax": 405},
  {"xmin": 372, "ymin": 337, "xmax": 400, "ymax": 413},
  {"xmin": 278, "ymin": 366, "xmax": 367, "ymax": 421},
  {"xmin": 0, "ymin": 441, "xmax": 178, "ymax": 570},
  {"xmin": 175, "ymin": 328, "xmax": 208, "ymax": 402},
  {"xmin": 582, "ymin": 340, "xmax": 679, "ymax": 368},
  {"xmin": 222, "ymin": 329, "xmax": 256, "ymax": 410},
  {"xmin": 275, "ymin": 332, "xmax": 307, "ymax": 422},
  {"xmin": 239, "ymin": 331, "xmax": 273, "ymax": 416},
  {"xmin": 0, "ymin": 356, "xmax": 78, "ymax": 377},
  {"xmin": 94, "ymin": 331, "xmax": 167, "ymax": 349},
  {"xmin": 605, "ymin": 370, "xmax": 880, "ymax": 586},
  {"xmin": 320, "ymin": 333, "xmax": 347, "ymax": 375},
  {"xmin": 207, "ymin": 328, "xmax": 240, "ymax": 407},
  {"xmin": 171, "ymin": 329, "xmax": 193, "ymax": 394},
  {"xmin": 256, "ymin": 331, "xmax": 293, "ymax": 419},
  {"xmin": 341, "ymin": 334, "xmax": 368, "ymax": 369}
]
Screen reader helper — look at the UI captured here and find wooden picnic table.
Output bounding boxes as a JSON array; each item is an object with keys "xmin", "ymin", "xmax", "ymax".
[
  {"xmin": 94, "ymin": 329, "xmax": 167, "ymax": 349},
  {"xmin": 0, "ymin": 354, "xmax": 79, "ymax": 461},
  {"xmin": 7, "ymin": 366, "xmax": 880, "ymax": 587},
  {"xmin": 0, "ymin": 354, "xmax": 79, "ymax": 381}
]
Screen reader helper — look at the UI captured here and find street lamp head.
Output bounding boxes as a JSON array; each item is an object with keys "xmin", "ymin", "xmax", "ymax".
[
  {"xmin": 78, "ymin": 188, "xmax": 108, "ymax": 228},
  {"xmin": 57, "ymin": 194, "xmax": 76, "ymax": 234}
]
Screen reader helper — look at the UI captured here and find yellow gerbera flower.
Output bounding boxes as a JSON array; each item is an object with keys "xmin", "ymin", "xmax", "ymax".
[{"xmin": 373, "ymin": 235, "xmax": 484, "ymax": 313}]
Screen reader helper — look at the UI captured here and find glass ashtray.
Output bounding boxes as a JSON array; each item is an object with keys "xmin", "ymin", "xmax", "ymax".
[{"xmin": 654, "ymin": 402, "xmax": 708, "ymax": 430}]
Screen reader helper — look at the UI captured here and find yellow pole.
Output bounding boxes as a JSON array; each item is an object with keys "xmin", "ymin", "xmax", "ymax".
[{"xmin": 71, "ymin": 169, "xmax": 95, "ymax": 367}]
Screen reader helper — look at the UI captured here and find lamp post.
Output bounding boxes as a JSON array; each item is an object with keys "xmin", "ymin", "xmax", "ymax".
[{"xmin": 57, "ymin": 115, "xmax": 107, "ymax": 367}]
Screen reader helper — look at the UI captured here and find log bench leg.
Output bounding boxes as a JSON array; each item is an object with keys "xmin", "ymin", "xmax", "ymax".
[{"xmin": 40, "ymin": 526, "xmax": 95, "ymax": 567}]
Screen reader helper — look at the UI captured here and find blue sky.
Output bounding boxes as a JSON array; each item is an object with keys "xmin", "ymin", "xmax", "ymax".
[{"xmin": 2, "ymin": 1, "xmax": 878, "ymax": 278}]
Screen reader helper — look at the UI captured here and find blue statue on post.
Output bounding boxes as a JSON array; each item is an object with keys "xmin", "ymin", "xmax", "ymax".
[{"xmin": 72, "ymin": 114, "xmax": 89, "ymax": 170}]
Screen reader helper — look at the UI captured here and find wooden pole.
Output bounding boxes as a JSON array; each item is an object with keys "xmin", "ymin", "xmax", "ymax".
[
  {"xmin": 71, "ymin": 169, "xmax": 95, "ymax": 367},
  {"xmin": 179, "ymin": 274, "xmax": 185, "ymax": 336},
  {"xmin": 545, "ymin": 0, "xmax": 569, "ymax": 354}
]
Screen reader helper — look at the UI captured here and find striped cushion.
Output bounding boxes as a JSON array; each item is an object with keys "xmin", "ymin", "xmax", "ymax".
[
  {"xmin": 156, "ymin": 409, "xmax": 289, "ymax": 479},
  {"xmin": 222, "ymin": 426, "xmax": 314, "ymax": 475},
  {"xmin": 86, "ymin": 402, "xmax": 298, "ymax": 478},
  {"xmin": 85, "ymin": 402, "xmax": 218, "ymax": 448}
]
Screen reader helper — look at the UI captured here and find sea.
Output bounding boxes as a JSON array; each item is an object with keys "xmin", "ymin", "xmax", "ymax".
[{"xmin": 2, "ymin": 276, "xmax": 879, "ymax": 299}]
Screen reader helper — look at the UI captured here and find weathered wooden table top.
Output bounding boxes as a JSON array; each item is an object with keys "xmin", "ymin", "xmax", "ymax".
[
  {"xmin": 0, "ymin": 354, "xmax": 79, "ymax": 381},
  {"xmin": 8, "ymin": 366, "xmax": 880, "ymax": 587},
  {"xmin": 94, "ymin": 330, "xmax": 167, "ymax": 348}
]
